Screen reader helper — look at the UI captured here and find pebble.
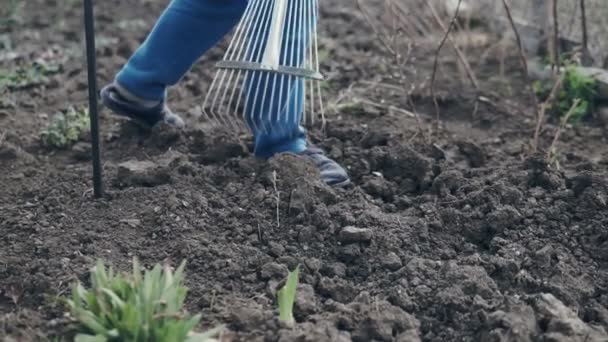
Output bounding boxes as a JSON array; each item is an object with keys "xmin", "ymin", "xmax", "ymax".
[
  {"xmin": 338, "ymin": 226, "xmax": 373, "ymax": 244},
  {"xmin": 382, "ymin": 252, "xmax": 403, "ymax": 271}
]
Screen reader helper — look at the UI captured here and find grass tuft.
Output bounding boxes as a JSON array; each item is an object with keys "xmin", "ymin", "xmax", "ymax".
[{"xmin": 67, "ymin": 258, "xmax": 221, "ymax": 342}]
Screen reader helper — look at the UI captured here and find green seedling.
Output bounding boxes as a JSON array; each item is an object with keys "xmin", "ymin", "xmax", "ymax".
[
  {"xmin": 533, "ymin": 64, "xmax": 597, "ymax": 123},
  {"xmin": 67, "ymin": 258, "xmax": 221, "ymax": 342},
  {"xmin": 40, "ymin": 106, "xmax": 90, "ymax": 149},
  {"xmin": 0, "ymin": 61, "xmax": 61, "ymax": 90},
  {"xmin": 277, "ymin": 266, "xmax": 300, "ymax": 327}
]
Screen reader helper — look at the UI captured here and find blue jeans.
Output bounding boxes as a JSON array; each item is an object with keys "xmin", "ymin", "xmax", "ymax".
[{"xmin": 116, "ymin": 0, "xmax": 309, "ymax": 158}]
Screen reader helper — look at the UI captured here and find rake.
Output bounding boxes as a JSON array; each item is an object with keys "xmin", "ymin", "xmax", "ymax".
[{"xmin": 202, "ymin": 0, "xmax": 325, "ymax": 137}]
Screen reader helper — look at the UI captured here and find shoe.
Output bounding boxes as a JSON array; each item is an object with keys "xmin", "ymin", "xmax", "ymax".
[
  {"xmin": 100, "ymin": 82, "xmax": 185, "ymax": 129},
  {"xmin": 299, "ymin": 146, "xmax": 351, "ymax": 187}
]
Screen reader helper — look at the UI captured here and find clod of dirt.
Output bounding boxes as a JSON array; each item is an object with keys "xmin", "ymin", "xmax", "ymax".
[
  {"xmin": 361, "ymin": 175, "xmax": 395, "ymax": 201},
  {"xmin": 524, "ymin": 153, "xmax": 565, "ymax": 190},
  {"xmin": 262, "ymin": 153, "xmax": 337, "ymax": 217},
  {"xmin": 486, "ymin": 205, "xmax": 523, "ymax": 234},
  {"xmin": 189, "ymin": 128, "xmax": 248, "ymax": 164},
  {"xmin": 381, "ymin": 252, "xmax": 403, "ymax": 271},
  {"xmin": 114, "ymin": 160, "xmax": 171, "ymax": 188},
  {"xmin": 259, "ymin": 262, "xmax": 288, "ymax": 281},
  {"xmin": 317, "ymin": 277, "xmax": 357, "ymax": 303},
  {"xmin": 480, "ymin": 299, "xmax": 537, "ymax": 341},
  {"xmin": 349, "ymin": 300, "xmax": 421, "ymax": 342},
  {"xmin": 368, "ymin": 145, "xmax": 431, "ymax": 191},
  {"xmin": 533, "ymin": 293, "xmax": 608, "ymax": 341},
  {"xmin": 0, "ymin": 142, "xmax": 35, "ymax": 163},
  {"xmin": 149, "ymin": 122, "xmax": 181, "ymax": 148},
  {"xmin": 433, "ymin": 169, "xmax": 466, "ymax": 197},
  {"xmin": 320, "ymin": 262, "xmax": 347, "ymax": 278},
  {"xmin": 71, "ymin": 142, "xmax": 92, "ymax": 161},
  {"xmin": 277, "ymin": 321, "xmax": 351, "ymax": 342},
  {"xmin": 457, "ymin": 140, "xmax": 487, "ymax": 168},
  {"xmin": 338, "ymin": 226, "xmax": 373, "ymax": 244},
  {"xmin": 295, "ymin": 283, "xmax": 317, "ymax": 319}
]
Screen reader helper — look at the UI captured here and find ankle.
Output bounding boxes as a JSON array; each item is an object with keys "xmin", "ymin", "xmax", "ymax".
[{"xmin": 114, "ymin": 82, "xmax": 161, "ymax": 108}]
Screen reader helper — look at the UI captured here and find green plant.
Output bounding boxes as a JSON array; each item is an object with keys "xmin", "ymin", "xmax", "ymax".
[
  {"xmin": 277, "ymin": 266, "xmax": 300, "ymax": 327},
  {"xmin": 533, "ymin": 64, "xmax": 597, "ymax": 123},
  {"xmin": 0, "ymin": 61, "xmax": 61, "ymax": 90},
  {"xmin": 67, "ymin": 259, "xmax": 221, "ymax": 342},
  {"xmin": 0, "ymin": 0, "xmax": 23, "ymax": 27},
  {"xmin": 557, "ymin": 65, "xmax": 597, "ymax": 122},
  {"xmin": 40, "ymin": 106, "xmax": 90, "ymax": 149}
]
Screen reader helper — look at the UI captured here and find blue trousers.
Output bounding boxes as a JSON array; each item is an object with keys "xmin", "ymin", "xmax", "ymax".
[{"xmin": 116, "ymin": 0, "xmax": 310, "ymax": 158}]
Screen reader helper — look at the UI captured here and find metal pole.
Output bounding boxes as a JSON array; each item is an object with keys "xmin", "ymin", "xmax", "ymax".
[{"xmin": 84, "ymin": 0, "xmax": 104, "ymax": 198}]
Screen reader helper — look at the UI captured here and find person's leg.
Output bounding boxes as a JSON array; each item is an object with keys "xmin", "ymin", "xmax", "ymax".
[
  {"xmin": 243, "ymin": 0, "xmax": 310, "ymax": 158},
  {"xmin": 102, "ymin": 0, "xmax": 247, "ymax": 127},
  {"xmin": 243, "ymin": 0, "xmax": 349, "ymax": 186}
]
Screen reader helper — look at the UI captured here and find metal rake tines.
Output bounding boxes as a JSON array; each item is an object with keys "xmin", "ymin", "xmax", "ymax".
[{"xmin": 202, "ymin": 0, "xmax": 325, "ymax": 137}]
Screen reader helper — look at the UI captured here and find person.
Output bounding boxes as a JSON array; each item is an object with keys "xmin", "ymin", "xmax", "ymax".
[{"xmin": 100, "ymin": 0, "xmax": 350, "ymax": 187}]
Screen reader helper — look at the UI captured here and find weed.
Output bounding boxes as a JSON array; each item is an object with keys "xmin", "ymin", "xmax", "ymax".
[
  {"xmin": 0, "ymin": 61, "xmax": 61, "ymax": 90},
  {"xmin": 533, "ymin": 64, "xmax": 597, "ymax": 123},
  {"xmin": 67, "ymin": 258, "xmax": 221, "ymax": 342},
  {"xmin": 0, "ymin": 0, "xmax": 23, "ymax": 27},
  {"xmin": 277, "ymin": 266, "xmax": 300, "ymax": 327},
  {"xmin": 40, "ymin": 106, "xmax": 90, "ymax": 149}
]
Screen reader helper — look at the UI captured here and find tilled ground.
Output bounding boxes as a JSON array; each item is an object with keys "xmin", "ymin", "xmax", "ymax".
[{"xmin": 2, "ymin": 1, "xmax": 608, "ymax": 341}]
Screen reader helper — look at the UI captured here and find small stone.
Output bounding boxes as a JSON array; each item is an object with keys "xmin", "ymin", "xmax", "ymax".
[
  {"xmin": 115, "ymin": 160, "xmax": 170, "ymax": 187},
  {"xmin": 339, "ymin": 226, "xmax": 373, "ymax": 244},
  {"xmin": 382, "ymin": 252, "xmax": 403, "ymax": 271}
]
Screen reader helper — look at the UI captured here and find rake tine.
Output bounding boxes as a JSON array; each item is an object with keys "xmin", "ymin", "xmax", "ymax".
[{"xmin": 204, "ymin": 0, "xmax": 326, "ymax": 139}]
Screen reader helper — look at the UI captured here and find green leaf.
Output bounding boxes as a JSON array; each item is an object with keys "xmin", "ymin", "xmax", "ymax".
[
  {"xmin": 74, "ymin": 334, "xmax": 108, "ymax": 342},
  {"xmin": 277, "ymin": 266, "xmax": 300, "ymax": 326}
]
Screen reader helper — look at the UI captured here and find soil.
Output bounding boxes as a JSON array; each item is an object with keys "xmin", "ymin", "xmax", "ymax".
[{"xmin": 2, "ymin": 1, "xmax": 608, "ymax": 341}]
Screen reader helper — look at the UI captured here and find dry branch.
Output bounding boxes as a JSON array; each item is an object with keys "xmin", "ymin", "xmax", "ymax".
[
  {"xmin": 533, "ymin": 74, "xmax": 565, "ymax": 153},
  {"xmin": 552, "ymin": 0, "xmax": 560, "ymax": 72},
  {"xmin": 426, "ymin": 0, "xmax": 466, "ymax": 131},
  {"xmin": 547, "ymin": 98, "xmax": 581, "ymax": 161},
  {"xmin": 580, "ymin": 0, "xmax": 588, "ymax": 53},
  {"xmin": 501, "ymin": 0, "xmax": 542, "ymax": 148}
]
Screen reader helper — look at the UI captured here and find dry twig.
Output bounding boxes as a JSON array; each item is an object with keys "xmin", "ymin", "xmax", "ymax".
[
  {"xmin": 356, "ymin": 0, "xmax": 428, "ymax": 141},
  {"xmin": 426, "ymin": 0, "xmax": 464, "ymax": 131},
  {"xmin": 580, "ymin": 0, "xmax": 588, "ymax": 53},
  {"xmin": 501, "ymin": 0, "xmax": 542, "ymax": 148},
  {"xmin": 425, "ymin": 0, "xmax": 479, "ymax": 90},
  {"xmin": 533, "ymin": 74, "xmax": 565, "ymax": 153},
  {"xmin": 551, "ymin": 0, "xmax": 560, "ymax": 72},
  {"xmin": 271, "ymin": 171, "xmax": 280, "ymax": 228},
  {"xmin": 547, "ymin": 98, "xmax": 581, "ymax": 162}
]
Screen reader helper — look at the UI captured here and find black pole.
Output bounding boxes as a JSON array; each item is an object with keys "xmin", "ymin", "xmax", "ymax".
[{"xmin": 84, "ymin": 0, "xmax": 103, "ymax": 198}]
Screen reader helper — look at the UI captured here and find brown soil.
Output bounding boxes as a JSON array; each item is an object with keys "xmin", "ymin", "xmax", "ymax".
[{"xmin": 2, "ymin": 1, "xmax": 608, "ymax": 341}]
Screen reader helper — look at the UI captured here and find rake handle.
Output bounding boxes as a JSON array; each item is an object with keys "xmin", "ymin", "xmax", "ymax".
[
  {"xmin": 261, "ymin": 0, "xmax": 289, "ymax": 69},
  {"xmin": 84, "ymin": 0, "xmax": 104, "ymax": 198}
]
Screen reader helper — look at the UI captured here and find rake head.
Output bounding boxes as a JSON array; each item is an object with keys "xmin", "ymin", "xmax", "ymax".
[{"xmin": 202, "ymin": 0, "xmax": 325, "ymax": 137}]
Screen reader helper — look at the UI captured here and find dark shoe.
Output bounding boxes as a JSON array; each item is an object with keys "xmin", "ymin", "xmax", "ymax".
[
  {"xmin": 300, "ymin": 147, "xmax": 351, "ymax": 187},
  {"xmin": 100, "ymin": 82, "xmax": 185, "ymax": 129}
]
